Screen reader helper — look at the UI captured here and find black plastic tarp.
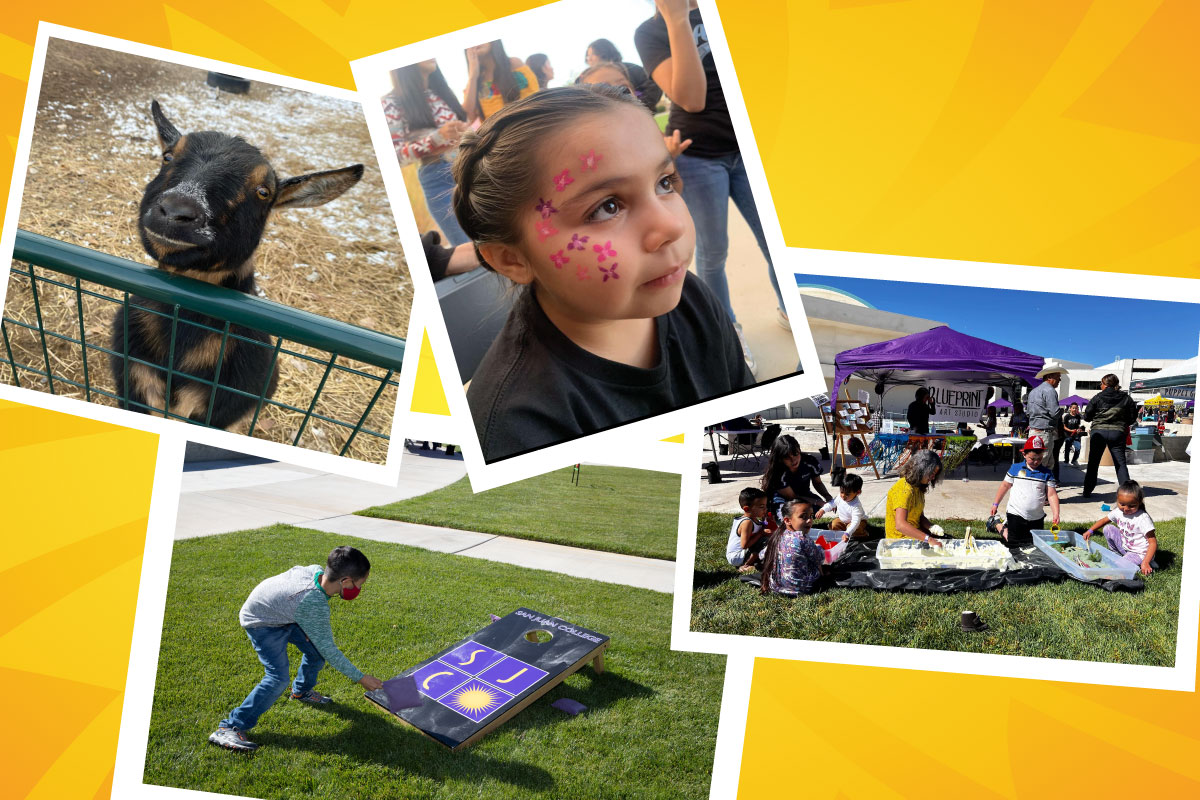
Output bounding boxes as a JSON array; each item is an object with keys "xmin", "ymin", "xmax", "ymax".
[{"xmin": 745, "ymin": 540, "xmax": 1144, "ymax": 594}]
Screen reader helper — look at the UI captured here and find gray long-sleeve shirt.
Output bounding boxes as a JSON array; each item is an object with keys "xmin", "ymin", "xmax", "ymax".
[
  {"xmin": 239, "ymin": 565, "xmax": 364, "ymax": 682},
  {"xmin": 1026, "ymin": 381, "xmax": 1060, "ymax": 431}
]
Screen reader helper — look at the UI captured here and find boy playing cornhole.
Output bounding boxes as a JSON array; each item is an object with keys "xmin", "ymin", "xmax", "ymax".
[{"xmin": 208, "ymin": 546, "xmax": 384, "ymax": 752}]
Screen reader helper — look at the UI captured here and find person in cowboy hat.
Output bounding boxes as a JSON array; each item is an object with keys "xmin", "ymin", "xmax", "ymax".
[
  {"xmin": 1026, "ymin": 362, "xmax": 1068, "ymax": 478},
  {"xmin": 988, "ymin": 434, "xmax": 1060, "ymax": 548}
]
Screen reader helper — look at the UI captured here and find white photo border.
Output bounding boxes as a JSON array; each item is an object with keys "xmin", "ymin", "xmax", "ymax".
[
  {"xmin": 0, "ymin": 22, "xmax": 426, "ymax": 485},
  {"xmin": 672, "ymin": 246, "xmax": 1200, "ymax": 694},
  {"xmin": 348, "ymin": 0, "xmax": 825, "ymax": 492}
]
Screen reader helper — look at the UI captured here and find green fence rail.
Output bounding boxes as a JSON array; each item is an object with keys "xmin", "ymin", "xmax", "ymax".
[{"xmin": 2, "ymin": 228, "xmax": 406, "ymax": 457}]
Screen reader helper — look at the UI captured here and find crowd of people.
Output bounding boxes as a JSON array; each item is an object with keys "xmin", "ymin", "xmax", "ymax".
[
  {"xmin": 381, "ymin": 1, "xmax": 784, "ymax": 462},
  {"xmin": 723, "ymin": 366, "xmax": 1171, "ymax": 596}
]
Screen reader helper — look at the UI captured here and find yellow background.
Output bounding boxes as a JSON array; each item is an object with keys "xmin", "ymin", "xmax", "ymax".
[{"xmin": 0, "ymin": 1, "xmax": 1196, "ymax": 797}]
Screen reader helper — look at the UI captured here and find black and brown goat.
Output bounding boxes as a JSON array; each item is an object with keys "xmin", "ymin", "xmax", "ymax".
[{"xmin": 110, "ymin": 100, "xmax": 363, "ymax": 429}]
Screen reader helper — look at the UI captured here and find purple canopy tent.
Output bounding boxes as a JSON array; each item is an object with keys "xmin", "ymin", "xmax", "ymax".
[
  {"xmin": 1059, "ymin": 394, "xmax": 1090, "ymax": 407},
  {"xmin": 832, "ymin": 326, "xmax": 1044, "ymax": 399},
  {"xmin": 988, "ymin": 398, "xmax": 1013, "ymax": 409}
]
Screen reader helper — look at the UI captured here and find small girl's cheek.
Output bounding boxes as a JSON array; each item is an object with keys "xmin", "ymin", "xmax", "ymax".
[
  {"xmin": 534, "ymin": 218, "xmax": 559, "ymax": 242},
  {"xmin": 592, "ymin": 240, "xmax": 617, "ymax": 263},
  {"xmin": 575, "ymin": 263, "xmax": 591, "ymax": 281},
  {"xmin": 598, "ymin": 262, "xmax": 619, "ymax": 282},
  {"xmin": 549, "ymin": 249, "xmax": 569, "ymax": 269}
]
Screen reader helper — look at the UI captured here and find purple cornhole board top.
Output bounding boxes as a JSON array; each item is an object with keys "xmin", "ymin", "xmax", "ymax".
[
  {"xmin": 442, "ymin": 640, "xmax": 506, "ymax": 675},
  {"xmin": 422, "ymin": 643, "xmax": 550, "ymax": 722}
]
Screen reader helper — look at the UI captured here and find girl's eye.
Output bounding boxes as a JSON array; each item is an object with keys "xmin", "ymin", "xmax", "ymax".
[
  {"xmin": 657, "ymin": 172, "xmax": 681, "ymax": 194},
  {"xmin": 587, "ymin": 197, "xmax": 621, "ymax": 222},
  {"xmin": 162, "ymin": 152, "xmax": 173, "ymax": 163}
]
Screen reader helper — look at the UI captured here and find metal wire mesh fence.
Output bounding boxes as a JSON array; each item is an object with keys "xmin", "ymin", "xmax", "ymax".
[{"xmin": 2, "ymin": 229, "xmax": 406, "ymax": 462}]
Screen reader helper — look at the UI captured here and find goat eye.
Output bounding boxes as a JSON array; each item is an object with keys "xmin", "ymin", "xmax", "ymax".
[
  {"xmin": 256, "ymin": 186, "xmax": 271, "ymax": 200},
  {"xmin": 162, "ymin": 152, "xmax": 173, "ymax": 163}
]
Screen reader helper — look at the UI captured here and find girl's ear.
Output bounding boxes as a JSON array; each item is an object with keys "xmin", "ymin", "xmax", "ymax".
[{"xmin": 478, "ymin": 243, "xmax": 535, "ymax": 284}]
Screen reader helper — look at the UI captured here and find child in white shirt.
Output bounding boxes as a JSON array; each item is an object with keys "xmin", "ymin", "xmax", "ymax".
[
  {"xmin": 815, "ymin": 474, "xmax": 867, "ymax": 540},
  {"xmin": 1084, "ymin": 480, "xmax": 1158, "ymax": 575}
]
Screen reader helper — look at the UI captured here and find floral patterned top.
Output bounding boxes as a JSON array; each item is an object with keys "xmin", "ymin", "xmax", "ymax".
[
  {"xmin": 381, "ymin": 89, "xmax": 460, "ymax": 165},
  {"xmin": 767, "ymin": 530, "xmax": 825, "ymax": 596}
]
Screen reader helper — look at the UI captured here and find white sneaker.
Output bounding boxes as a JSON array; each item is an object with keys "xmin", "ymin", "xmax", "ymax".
[
  {"xmin": 733, "ymin": 322, "xmax": 758, "ymax": 378},
  {"xmin": 776, "ymin": 307, "xmax": 791, "ymax": 331}
]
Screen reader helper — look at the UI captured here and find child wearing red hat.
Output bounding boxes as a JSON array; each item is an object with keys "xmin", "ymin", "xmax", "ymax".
[{"xmin": 988, "ymin": 434, "xmax": 1060, "ymax": 547}]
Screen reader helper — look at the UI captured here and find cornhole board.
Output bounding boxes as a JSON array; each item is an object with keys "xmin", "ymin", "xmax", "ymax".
[{"xmin": 364, "ymin": 608, "xmax": 609, "ymax": 750}]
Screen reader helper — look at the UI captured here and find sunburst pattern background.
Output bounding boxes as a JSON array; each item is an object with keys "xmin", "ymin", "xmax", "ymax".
[{"xmin": 1, "ymin": 1, "xmax": 1197, "ymax": 798}]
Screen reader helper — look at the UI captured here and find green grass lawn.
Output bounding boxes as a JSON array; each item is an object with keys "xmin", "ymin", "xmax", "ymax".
[
  {"xmin": 145, "ymin": 526, "xmax": 721, "ymax": 800},
  {"xmin": 692, "ymin": 514, "xmax": 1184, "ymax": 666},
  {"xmin": 358, "ymin": 466, "xmax": 680, "ymax": 560}
]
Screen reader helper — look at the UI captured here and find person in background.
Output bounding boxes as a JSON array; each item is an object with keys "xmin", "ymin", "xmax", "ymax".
[
  {"xmin": 585, "ymin": 37, "xmax": 662, "ymax": 112},
  {"xmin": 1026, "ymin": 363, "xmax": 1066, "ymax": 476},
  {"xmin": 635, "ymin": 0, "xmax": 788, "ymax": 377},
  {"xmin": 980, "ymin": 406, "xmax": 998, "ymax": 436},
  {"xmin": 382, "ymin": 60, "xmax": 471, "ymax": 247},
  {"xmin": 1083, "ymin": 373, "xmax": 1137, "ymax": 498},
  {"xmin": 1010, "ymin": 400, "xmax": 1029, "ymax": 438},
  {"xmin": 1083, "ymin": 480, "xmax": 1157, "ymax": 575},
  {"xmin": 464, "ymin": 40, "xmax": 540, "ymax": 123},
  {"xmin": 761, "ymin": 434, "xmax": 833, "ymax": 523},
  {"xmin": 576, "ymin": 61, "xmax": 693, "ymax": 158},
  {"xmin": 906, "ymin": 387, "xmax": 935, "ymax": 435},
  {"xmin": 526, "ymin": 53, "xmax": 553, "ymax": 88},
  {"xmin": 1061, "ymin": 402, "xmax": 1085, "ymax": 467},
  {"xmin": 759, "ymin": 500, "xmax": 827, "ymax": 597}
]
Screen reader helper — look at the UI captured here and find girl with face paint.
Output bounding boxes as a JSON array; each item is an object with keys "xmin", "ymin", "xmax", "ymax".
[{"xmin": 453, "ymin": 85, "xmax": 753, "ymax": 462}]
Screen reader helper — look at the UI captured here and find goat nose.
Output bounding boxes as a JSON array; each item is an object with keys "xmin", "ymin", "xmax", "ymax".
[{"xmin": 156, "ymin": 193, "xmax": 205, "ymax": 225}]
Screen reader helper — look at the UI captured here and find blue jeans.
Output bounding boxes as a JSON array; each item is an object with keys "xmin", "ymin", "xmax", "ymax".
[
  {"xmin": 418, "ymin": 158, "xmax": 469, "ymax": 246},
  {"xmin": 1063, "ymin": 436, "xmax": 1081, "ymax": 463},
  {"xmin": 674, "ymin": 151, "xmax": 784, "ymax": 322},
  {"xmin": 221, "ymin": 624, "xmax": 325, "ymax": 731}
]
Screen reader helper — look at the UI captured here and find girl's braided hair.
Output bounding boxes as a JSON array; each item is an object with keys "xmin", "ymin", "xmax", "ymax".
[{"xmin": 451, "ymin": 84, "xmax": 645, "ymax": 270}]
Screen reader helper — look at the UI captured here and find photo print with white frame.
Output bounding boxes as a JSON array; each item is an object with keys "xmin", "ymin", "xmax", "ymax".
[
  {"xmin": 672, "ymin": 247, "xmax": 1200, "ymax": 693},
  {"xmin": 350, "ymin": 0, "xmax": 822, "ymax": 490},
  {"xmin": 0, "ymin": 24, "xmax": 424, "ymax": 483}
]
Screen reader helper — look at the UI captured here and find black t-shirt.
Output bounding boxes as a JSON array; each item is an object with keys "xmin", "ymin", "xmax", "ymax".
[
  {"xmin": 467, "ymin": 273, "xmax": 753, "ymax": 462},
  {"xmin": 1062, "ymin": 413, "xmax": 1084, "ymax": 438},
  {"xmin": 907, "ymin": 399, "xmax": 934, "ymax": 434},
  {"xmin": 635, "ymin": 8, "xmax": 737, "ymax": 158}
]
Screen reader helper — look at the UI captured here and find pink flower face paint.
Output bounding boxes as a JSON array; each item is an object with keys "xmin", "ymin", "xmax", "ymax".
[
  {"xmin": 536, "ymin": 198, "xmax": 558, "ymax": 218},
  {"xmin": 549, "ymin": 250, "xmax": 569, "ymax": 269},
  {"xmin": 599, "ymin": 262, "xmax": 619, "ymax": 282},
  {"xmin": 593, "ymin": 240, "xmax": 617, "ymax": 263},
  {"xmin": 579, "ymin": 149, "xmax": 602, "ymax": 171},
  {"xmin": 535, "ymin": 218, "xmax": 558, "ymax": 242},
  {"xmin": 575, "ymin": 263, "xmax": 590, "ymax": 281},
  {"xmin": 553, "ymin": 169, "xmax": 574, "ymax": 191},
  {"xmin": 567, "ymin": 233, "xmax": 589, "ymax": 251}
]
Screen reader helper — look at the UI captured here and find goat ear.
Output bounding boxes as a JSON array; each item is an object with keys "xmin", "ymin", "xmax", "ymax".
[
  {"xmin": 151, "ymin": 100, "xmax": 181, "ymax": 150},
  {"xmin": 275, "ymin": 165, "xmax": 364, "ymax": 209}
]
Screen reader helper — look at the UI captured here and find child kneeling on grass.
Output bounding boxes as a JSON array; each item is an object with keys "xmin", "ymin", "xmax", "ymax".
[
  {"xmin": 208, "ymin": 546, "xmax": 385, "ymax": 753},
  {"xmin": 989, "ymin": 434, "xmax": 1059, "ymax": 548},
  {"xmin": 814, "ymin": 473, "xmax": 867, "ymax": 539},
  {"xmin": 726, "ymin": 487, "xmax": 771, "ymax": 573},
  {"xmin": 1084, "ymin": 480, "xmax": 1158, "ymax": 576}
]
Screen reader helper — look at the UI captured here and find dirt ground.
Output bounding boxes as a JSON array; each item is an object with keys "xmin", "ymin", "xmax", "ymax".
[{"xmin": 3, "ymin": 38, "xmax": 412, "ymax": 463}]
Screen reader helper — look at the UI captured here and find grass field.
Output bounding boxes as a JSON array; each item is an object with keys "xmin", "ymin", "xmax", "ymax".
[
  {"xmin": 145, "ymin": 526, "xmax": 720, "ymax": 800},
  {"xmin": 691, "ymin": 514, "xmax": 1184, "ymax": 666},
  {"xmin": 359, "ymin": 466, "xmax": 681, "ymax": 561}
]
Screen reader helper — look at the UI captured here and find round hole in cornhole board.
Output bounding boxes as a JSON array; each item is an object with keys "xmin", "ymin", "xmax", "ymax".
[{"xmin": 524, "ymin": 629, "xmax": 554, "ymax": 644}]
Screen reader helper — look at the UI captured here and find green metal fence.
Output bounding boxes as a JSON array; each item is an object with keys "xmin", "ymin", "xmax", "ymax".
[{"xmin": 2, "ymin": 229, "xmax": 406, "ymax": 459}]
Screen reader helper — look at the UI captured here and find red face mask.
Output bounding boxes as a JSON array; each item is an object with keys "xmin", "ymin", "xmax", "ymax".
[{"xmin": 340, "ymin": 582, "xmax": 361, "ymax": 601}]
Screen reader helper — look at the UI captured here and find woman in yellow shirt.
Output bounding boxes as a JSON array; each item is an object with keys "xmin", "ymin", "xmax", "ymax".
[
  {"xmin": 885, "ymin": 449, "xmax": 944, "ymax": 546},
  {"xmin": 464, "ymin": 41, "xmax": 540, "ymax": 123}
]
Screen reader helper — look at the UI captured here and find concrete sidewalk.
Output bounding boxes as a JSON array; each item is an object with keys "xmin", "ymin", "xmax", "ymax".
[{"xmin": 176, "ymin": 449, "xmax": 675, "ymax": 593}]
